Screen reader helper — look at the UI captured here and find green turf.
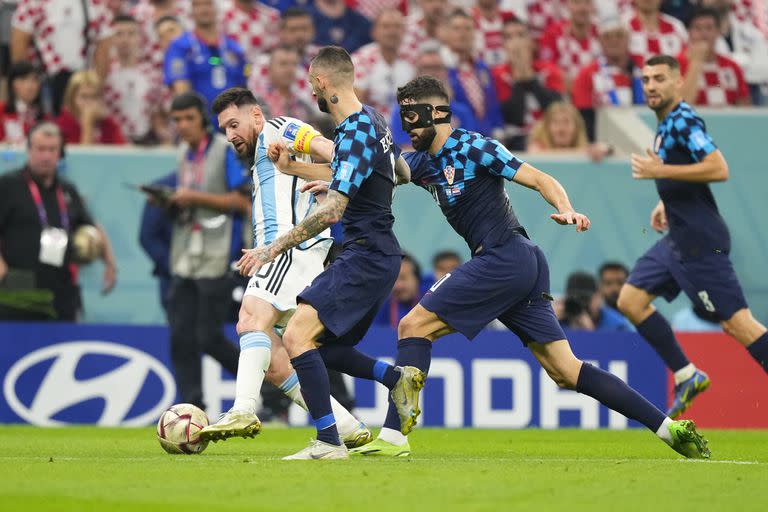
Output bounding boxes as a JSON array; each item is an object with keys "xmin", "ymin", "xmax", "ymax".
[{"xmin": 0, "ymin": 426, "xmax": 766, "ymax": 512}]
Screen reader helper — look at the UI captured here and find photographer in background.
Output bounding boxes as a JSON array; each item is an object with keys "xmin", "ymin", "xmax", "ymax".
[
  {"xmin": 0, "ymin": 122, "xmax": 117, "ymax": 321},
  {"xmin": 559, "ymin": 271, "xmax": 633, "ymax": 332}
]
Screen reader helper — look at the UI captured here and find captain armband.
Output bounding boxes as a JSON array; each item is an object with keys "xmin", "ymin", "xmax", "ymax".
[{"xmin": 293, "ymin": 125, "xmax": 320, "ymax": 154}]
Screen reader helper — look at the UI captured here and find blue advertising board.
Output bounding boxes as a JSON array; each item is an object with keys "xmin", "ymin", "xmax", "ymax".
[{"xmin": 0, "ymin": 323, "xmax": 666, "ymax": 428}]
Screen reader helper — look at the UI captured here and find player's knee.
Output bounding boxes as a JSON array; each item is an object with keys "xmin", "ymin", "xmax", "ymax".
[
  {"xmin": 720, "ymin": 318, "xmax": 738, "ymax": 338},
  {"xmin": 546, "ymin": 368, "xmax": 575, "ymax": 389}
]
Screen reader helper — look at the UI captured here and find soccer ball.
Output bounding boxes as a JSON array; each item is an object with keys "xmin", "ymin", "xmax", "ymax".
[
  {"xmin": 72, "ymin": 225, "xmax": 103, "ymax": 264},
  {"xmin": 156, "ymin": 403, "xmax": 210, "ymax": 455}
]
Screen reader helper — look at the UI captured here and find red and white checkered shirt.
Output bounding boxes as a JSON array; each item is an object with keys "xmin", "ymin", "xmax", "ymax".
[
  {"xmin": 472, "ymin": 7, "xmax": 518, "ymax": 68},
  {"xmin": 131, "ymin": 0, "xmax": 193, "ymax": 69},
  {"xmin": 538, "ymin": 21, "xmax": 601, "ymax": 81},
  {"xmin": 247, "ymin": 53, "xmax": 315, "ymax": 113},
  {"xmin": 525, "ymin": 0, "xmax": 566, "ymax": 39},
  {"xmin": 626, "ymin": 12, "xmax": 688, "ymax": 64},
  {"xmin": 221, "ymin": 2, "xmax": 280, "ymax": 61},
  {"xmin": 104, "ymin": 59, "xmax": 168, "ymax": 141},
  {"xmin": 12, "ymin": 0, "xmax": 114, "ymax": 74},
  {"xmin": 352, "ymin": 43, "xmax": 415, "ymax": 118},
  {"xmin": 401, "ymin": 12, "xmax": 432, "ymax": 59},
  {"xmin": 344, "ymin": 0, "xmax": 408, "ymax": 20},
  {"xmin": 571, "ymin": 58, "xmax": 642, "ymax": 108},
  {"xmin": 678, "ymin": 52, "xmax": 751, "ymax": 106}
]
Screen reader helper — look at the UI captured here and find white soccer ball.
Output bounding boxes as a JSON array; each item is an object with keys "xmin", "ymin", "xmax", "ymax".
[{"xmin": 156, "ymin": 403, "xmax": 210, "ymax": 455}]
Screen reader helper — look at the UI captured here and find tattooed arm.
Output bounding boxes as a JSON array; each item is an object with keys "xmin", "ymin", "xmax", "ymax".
[{"xmin": 237, "ymin": 190, "xmax": 348, "ymax": 276}]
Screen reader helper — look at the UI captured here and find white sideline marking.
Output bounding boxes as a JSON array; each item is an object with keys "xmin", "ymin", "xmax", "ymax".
[{"xmin": 0, "ymin": 456, "xmax": 759, "ymax": 465}]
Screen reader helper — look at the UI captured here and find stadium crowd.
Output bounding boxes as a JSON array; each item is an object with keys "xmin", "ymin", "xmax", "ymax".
[
  {"xmin": 0, "ymin": 0, "xmax": 766, "ymax": 150},
  {"xmin": 2, "ymin": 0, "xmax": 766, "ymax": 326}
]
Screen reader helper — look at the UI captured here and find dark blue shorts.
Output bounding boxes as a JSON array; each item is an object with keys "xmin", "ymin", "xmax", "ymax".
[
  {"xmin": 298, "ymin": 244, "xmax": 401, "ymax": 345},
  {"xmin": 420, "ymin": 234, "xmax": 565, "ymax": 343},
  {"xmin": 627, "ymin": 236, "xmax": 748, "ymax": 322}
]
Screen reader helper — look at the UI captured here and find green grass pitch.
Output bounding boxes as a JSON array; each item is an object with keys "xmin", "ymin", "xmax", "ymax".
[{"xmin": 1, "ymin": 426, "xmax": 766, "ymax": 512}]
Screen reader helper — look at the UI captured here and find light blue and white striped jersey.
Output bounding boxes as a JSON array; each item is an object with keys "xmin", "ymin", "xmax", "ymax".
[{"xmin": 251, "ymin": 116, "xmax": 332, "ymax": 251}]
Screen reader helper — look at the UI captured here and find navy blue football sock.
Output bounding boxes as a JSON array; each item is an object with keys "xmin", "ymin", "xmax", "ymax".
[
  {"xmin": 318, "ymin": 345, "xmax": 400, "ymax": 388},
  {"xmin": 747, "ymin": 331, "xmax": 768, "ymax": 373},
  {"xmin": 290, "ymin": 349, "xmax": 340, "ymax": 446},
  {"xmin": 636, "ymin": 311, "xmax": 690, "ymax": 372},
  {"xmin": 576, "ymin": 362, "xmax": 666, "ymax": 432},
  {"xmin": 382, "ymin": 337, "xmax": 433, "ymax": 432}
]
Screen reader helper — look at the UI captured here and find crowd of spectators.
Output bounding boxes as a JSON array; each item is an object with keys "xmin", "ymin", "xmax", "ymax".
[
  {"xmin": 1, "ymin": 0, "xmax": 764, "ymax": 327},
  {"xmin": 1, "ymin": 0, "xmax": 766, "ymax": 153}
]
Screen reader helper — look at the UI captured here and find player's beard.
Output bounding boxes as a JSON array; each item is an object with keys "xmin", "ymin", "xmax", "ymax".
[
  {"xmin": 410, "ymin": 126, "xmax": 437, "ymax": 152},
  {"xmin": 315, "ymin": 91, "xmax": 330, "ymax": 113}
]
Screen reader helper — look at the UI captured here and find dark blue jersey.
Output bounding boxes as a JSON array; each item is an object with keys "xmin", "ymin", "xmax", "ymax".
[
  {"xmin": 653, "ymin": 101, "xmax": 730, "ymax": 257},
  {"xmin": 404, "ymin": 129, "xmax": 525, "ymax": 253},
  {"xmin": 330, "ymin": 105, "xmax": 401, "ymax": 255}
]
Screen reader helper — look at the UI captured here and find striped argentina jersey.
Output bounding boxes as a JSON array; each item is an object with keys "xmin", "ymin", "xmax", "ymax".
[{"xmin": 251, "ymin": 116, "xmax": 332, "ymax": 250}]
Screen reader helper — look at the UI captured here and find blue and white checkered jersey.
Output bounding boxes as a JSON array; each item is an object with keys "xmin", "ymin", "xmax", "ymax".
[
  {"xmin": 652, "ymin": 101, "xmax": 730, "ymax": 256},
  {"xmin": 329, "ymin": 105, "xmax": 401, "ymax": 255},
  {"xmin": 251, "ymin": 116, "xmax": 333, "ymax": 252},
  {"xmin": 404, "ymin": 129, "xmax": 526, "ymax": 253}
]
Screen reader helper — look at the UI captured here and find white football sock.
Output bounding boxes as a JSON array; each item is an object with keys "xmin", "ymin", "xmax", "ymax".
[
  {"xmin": 279, "ymin": 372, "xmax": 307, "ymax": 409},
  {"xmin": 378, "ymin": 427, "xmax": 408, "ymax": 446},
  {"xmin": 673, "ymin": 363, "xmax": 696, "ymax": 385},
  {"xmin": 231, "ymin": 331, "xmax": 271, "ymax": 413},
  {"xmin": 331, "ymin": 397, "xmax": 360, "ymax": 437},
  {"xmin": 278, "ymin": 371, "xmax": 360, "ymax": 436},
  {"xmin": 656, "ymin": 417, "xmax": 673, "ymax": 445}
]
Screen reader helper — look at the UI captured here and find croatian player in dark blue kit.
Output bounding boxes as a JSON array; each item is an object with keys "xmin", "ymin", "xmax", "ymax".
[
  {"xmin": 350, "ymin": 75, "xmax": 709, "ymax": 459},
  {"xmin": 617, "ymin": 55, "xmax": 768, "ymax": 419},
  {"xmin": 237, "ymin": 46, "xmax": 423, "ymax": 460}
]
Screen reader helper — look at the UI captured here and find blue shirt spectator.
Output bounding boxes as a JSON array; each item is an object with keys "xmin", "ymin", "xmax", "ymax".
[
  {"xmin": 164, "ymin": 31, "xmax": 246, "ymax": 126},
  {"xmin": 446, "ymin": 61, "xmax": 504, "ymax": 137},
  {"xmin": 309, "ymin": 0, "xmax": 372, "ymax": 53}
]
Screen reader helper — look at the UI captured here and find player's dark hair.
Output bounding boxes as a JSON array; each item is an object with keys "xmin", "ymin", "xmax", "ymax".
[
  {"xmin": 171, "ymin": 91, "xmax": 210, "ymax": 129},
  {"xmin": 311, "ymin": 46, "xmax": 354, "ymax": 76},
  {"xmin": 113, "ymin": 14, "xmax": 137, "ymax": 24},
  {"xmin": 645, "ymin": 54, "xmax": 680, "ymax": 71},
  {"xmin": 432, "ymin": 250, "xmax": 461, "ymax": 268},
  {"xmin": 281, "ymin": 6, "xmax": 312, "ymax": 22},
  {"xmin": 211, "ymin": 87, "xmax": 259, "ymax": 115},
  {"xmin": 598, "ymin": 261, "xmax": 629, "ymax": 279},
  {"xmin": 687, "ymin": 6, "xmax": 721, "ymax": 28},
  {"xmin": 154, "ymin": 15, "xmax": 180, "ymax": 29},
  {"xmin": 397, "ymin": 75, "xmax": 450, "ymax": 104}
]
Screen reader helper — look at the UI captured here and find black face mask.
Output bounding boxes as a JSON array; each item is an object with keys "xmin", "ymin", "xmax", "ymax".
[{"xmin": 399, "ymin": 103, "xmax": 452, "ymax": 131}]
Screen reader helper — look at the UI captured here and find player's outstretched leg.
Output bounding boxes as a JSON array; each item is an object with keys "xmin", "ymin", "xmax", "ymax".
[
  {"xmin": 618, "ymin": 284, "xmax": 710, "ymax": 418},
  {"xmin": 198, "ymin": 331, "xmax": 270, "ymax": 441},
  {"xmin": 531, "ymin": 339, "xmax": 710, "ymax": 459},
  {"xmin": 273, "ymin": 369, "xmax": 372, "ymax": 448},
  {"xmin": 351, "ymin": 307, "xmax": 439, "ymax": 456},
  {"xmin": 199, "ymin": 298, "xmax": 280, "ymax": 442},
  {"xmin": 281, "ymin": 304, "xmax": 348, "ymax": 460},
  {"xmin": 319, "ymin": 343, "xmax": 424, "ymax": 434}
]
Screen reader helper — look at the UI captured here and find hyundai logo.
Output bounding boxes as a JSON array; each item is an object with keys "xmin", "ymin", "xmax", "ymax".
[{"xmin": 3, "ymin": 341, "xmax": 176, "ymax": 427}]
